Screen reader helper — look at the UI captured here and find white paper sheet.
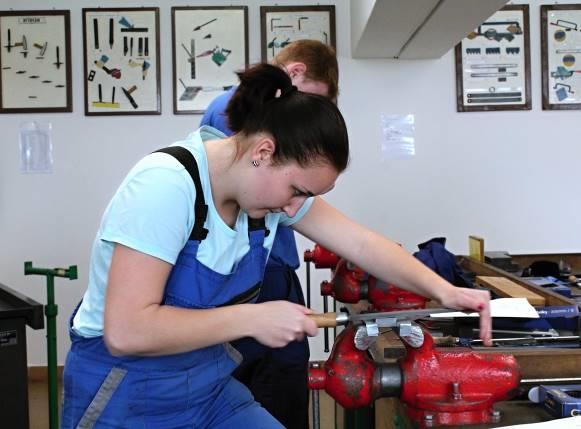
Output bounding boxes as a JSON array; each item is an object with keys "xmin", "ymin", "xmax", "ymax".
[
  {"xmin": 430, "ymin": 298, "xmax": 539, "ymax": 319},
  {"xmin": 496, "ymin": 416, "xmax": 581, "ymax": 428}
]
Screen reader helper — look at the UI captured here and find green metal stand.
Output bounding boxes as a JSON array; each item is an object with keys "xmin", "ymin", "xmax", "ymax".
[{"xmin": 24, "ymin": 261, "xmax": 77, "ymax": 429}]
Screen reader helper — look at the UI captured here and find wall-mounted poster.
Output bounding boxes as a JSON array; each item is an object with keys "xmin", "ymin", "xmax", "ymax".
[
  {"xmin": 0, "ymin": 10, "xmax": 72, "ymax": 113},
  {"xmin": 455, "ymin": 5, "xmax": 531, "ymax": 112},
  {"xmin": 172, "ymin": 6, "xmax": 248, "ymax": 114},
  {"xmin": 541, "ymin": 5, "xmax": 581, "ymax": 110},
  {"xmin": 260, "ymin": 6, "xmax": 336, "ymax": 62},
  {"xmin": 82, "ymin": 8, "xmax": 160, "ymax": 116}
]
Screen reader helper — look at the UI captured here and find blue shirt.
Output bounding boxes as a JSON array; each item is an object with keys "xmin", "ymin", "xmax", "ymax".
[
  {"xmin": 201, "ymin": 88, "xmax": 301, "ymax": 269},
  {"xmin": 73, "ymin": 126, "xmax": 313, "ymax": 337}
]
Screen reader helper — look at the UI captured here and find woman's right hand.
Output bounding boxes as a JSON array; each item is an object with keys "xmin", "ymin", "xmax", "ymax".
[{"xmin": 250, "ymin": 301, "xmax": 318, "ymax": 348}]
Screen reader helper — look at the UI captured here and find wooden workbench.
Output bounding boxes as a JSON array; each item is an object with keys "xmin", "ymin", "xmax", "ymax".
[{"xmin": 370, "ymin": 253, "xmax": 581, "ymax": 428}]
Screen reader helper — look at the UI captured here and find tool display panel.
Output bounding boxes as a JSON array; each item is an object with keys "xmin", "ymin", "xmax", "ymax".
[
  {"xmin": 82, "ymin": 8, "xmax": 160, "ymax": 115},
  {"xmin": 541, "ymin": 5, "xmax": 581, "ymax": 110},
  {"xmin": 0, "ymin": 10, "xmax": 72, "ymax": 113},
  {"xmin": 172, "ymin": 6, "xmax": 248, "ymax": 114},
  {"xmin": 455, "ymin": 5, "xmax": 531, "ymax": 112},
  {"xmin": 260, "ymin": 5, "xmax": 336, "ymax": 62},
  {"xmin": 0, "ymin": 282, "xmax": 43, "ymax": 429}
]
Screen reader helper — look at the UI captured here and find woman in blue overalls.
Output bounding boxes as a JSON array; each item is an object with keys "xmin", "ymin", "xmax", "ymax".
[{"xmin": 61, "ymin": 64, "xmax": 493, "ymax": 428}]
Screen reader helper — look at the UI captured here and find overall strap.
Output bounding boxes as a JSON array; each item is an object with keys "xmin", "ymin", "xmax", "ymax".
[
  {"xmin": 154, "ymin": 146, "xmax": 209, "ymax": 241},
  {"xmin": 248, "ymin": 217, "xmax": 270, "ymax": 238}
]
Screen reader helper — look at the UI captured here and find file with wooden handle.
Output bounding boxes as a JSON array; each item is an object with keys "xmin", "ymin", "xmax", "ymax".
[{"xmin": 308, "ymin": 308, "xmax": 452, "ymax": 328}]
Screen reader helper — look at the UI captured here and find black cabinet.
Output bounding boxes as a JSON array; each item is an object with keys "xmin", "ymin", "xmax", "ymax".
[{"xmin": 0, "ymin": 282, "xmax": 44, "ymax": 429}]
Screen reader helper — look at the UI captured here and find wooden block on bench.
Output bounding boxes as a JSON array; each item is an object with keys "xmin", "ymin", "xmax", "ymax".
[{"xmin": 475, "ymin": 276, "xmax": 546, "ymax": 306}]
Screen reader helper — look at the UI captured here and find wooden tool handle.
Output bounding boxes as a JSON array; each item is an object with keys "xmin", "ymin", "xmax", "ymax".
[{"xmin": 309, "ymin": 312, "xmax": 338, "ymax": 328}]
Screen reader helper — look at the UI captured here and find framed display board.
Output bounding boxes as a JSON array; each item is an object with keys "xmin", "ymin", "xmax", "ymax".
[
  {"xmin": 541, "ymin": 4, "xmax": 581, "ymax": 110},
  {"xmin": 0, "ymin": 10, "xmax": 72, "ymax": 113},
  {"xmin": 455, "ymin": 4, "xmax": 531, "ymax": 112},
  {"xmin": 172, "ymin": 6, "xmax": 248, "ymax": 114},
  {"xmin": 82, "ymin": 8, "xmax": 160, "ymax": 116},
  {"xmin": 260, "ymin": 5, "xmax": 336, "ymax": 62}
]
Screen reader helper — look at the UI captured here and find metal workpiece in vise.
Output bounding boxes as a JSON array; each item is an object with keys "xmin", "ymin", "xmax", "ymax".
[
  {"xmin": 321, "ymin": 258, "xmax": 428, "ymax": 312},
  {"xmin": 309, "ymin": 325, "xmax": 521, "ymax": 427},
  {"xmin": 24, "ymin": 261, "xmax": 78, "ymax": 429}
]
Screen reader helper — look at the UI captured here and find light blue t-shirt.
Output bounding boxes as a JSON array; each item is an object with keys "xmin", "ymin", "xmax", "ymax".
[{"xmin": 73, "ymin": 126, "xmax": 313, "ymax": 337}]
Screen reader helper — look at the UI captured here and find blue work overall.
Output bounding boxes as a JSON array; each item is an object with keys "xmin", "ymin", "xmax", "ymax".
[{"xmin": 60, "ymin": 147, "xmax": 283, "ymax": 429}]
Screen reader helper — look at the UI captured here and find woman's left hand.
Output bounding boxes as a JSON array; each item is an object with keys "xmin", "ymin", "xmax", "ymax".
[{"xmin": 439, "ymin": 287, "xmax": 492, "ymax": 346}]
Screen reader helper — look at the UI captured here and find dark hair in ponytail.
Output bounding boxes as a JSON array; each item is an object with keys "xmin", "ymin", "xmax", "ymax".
[{"xmin": 226, "ymin": 64, "xmax": 349, "ymax": 172}]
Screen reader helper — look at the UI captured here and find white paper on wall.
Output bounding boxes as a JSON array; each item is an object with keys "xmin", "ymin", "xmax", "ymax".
[
  {"xmin": 380, "ymin": 113, "xmax": 416, "ymax": 161},
  {"xmin": 19, "ymin": 121, "xmax": 53, "ymax": 174}
]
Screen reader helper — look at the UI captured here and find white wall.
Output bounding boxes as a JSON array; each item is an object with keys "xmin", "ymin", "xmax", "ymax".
[{"xmin": 1, "ymin": 0, "xmax": 580, "ymax": 365}]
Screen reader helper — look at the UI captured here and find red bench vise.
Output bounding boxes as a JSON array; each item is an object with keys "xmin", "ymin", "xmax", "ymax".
[
  {"xmin": 320, "ymin": 258, "xmax": 428, "ymax": 312},
  {"xmin": 304, "ymin": 244, "xmax": 340, "ymax": 269},
  {"xmin": 308, "ymin": 325, "xmax": 520, "ymax": 427}
]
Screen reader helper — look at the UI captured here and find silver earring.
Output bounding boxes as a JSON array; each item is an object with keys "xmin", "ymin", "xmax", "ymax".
[{"xmin": 252, "ymin": 160, "xmax": 260, "ymax": 167}]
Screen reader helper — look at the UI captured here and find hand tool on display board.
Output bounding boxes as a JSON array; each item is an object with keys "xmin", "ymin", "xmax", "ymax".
[
  {"xmin": 94, "ymin": 55, "xmax": 121, "ymax": 79},
  {"xmin": 550, "ymin": 19, "xmax": 580, "ymax": 32},
  {"xmin": 34, "ymin": 41, "xmax": 47, "ymax": 58},
  {"xmin": 130, "ymin": 37, "xmax": 134, "ymax": 57},
  {"xmin": 119, "ymin": 16, "xmax": 147, "ymax": 33},
  {"xmin": 130, "ymin": 59, "xmax": 150, "ymax": 80},
  {"xmin": 485, "ymin": 47, "xmax": 501, "ymax": 55},
  {"xmin": 298, "ymin": 17, "xmax": 309, "ymax": 30},
  {"xmin": 551, "ymin": 66, "xmax": 581, "ymax": 80},
  {"xmin": 212, "ymin": 47, "xmax": 231, "ymax": 66},
  {"xmin": 470, "ymin": 71, "xmax": 518, "ymax": 78},
  {"xmin": 178, "ymin": 78, "xmax": 201, "ymax": 101},
  {"xmin": 470, "ymin": 63, "xmax": 518, "ymax": 69},
  {"xmin": 554, "ymin": 83, "xmax": 575, "ymax": 101},
  {"xmin": 195, "ymin": 46, "xmax": 232, "ymax": 66},
  {"xmin": 24, "ymin": 261, "xmax": 78, "ymax": 429},
  {"xmin": 93, "ymin": 18, "xmax": 99, "ymax": 50},
  {"xmin": 122, "ymin": 85, "xmax": 138, "ymax": 109},
  {"xmin": 14, "ymin": 35, "xmax": 28, "ymax": 57},
  {"xmin": 123, "ymin": 36, "xmax": 128, "ymax": 56},
  {"xmin": 196, "ymin": 48, "xmax": 214, "ymax": 58},
  {"xmin": 268, "ymin": 37, "xmax": 291, "ymax": 57},
  {"xmin": 141, "ymin": 60, "xmax": 150, "ymax": 80},
  {"xmin": 144, "ymin": 37, "xmax": 149, "ymax": 57},
  {"xmin": 193, "ymin": 18, "xmax": 217, "ymax": 32},
  {"xmin": 109, "ymin": 18, "xmax": 114, "ymax": 50},
  {"xmin": 92, "ymin": 84, "xmax": 120, "ymax": 109},
  {"xmin": 467, "ymin": 21, "xmax": 523, "ymax": 41},
  {"xmin": 138, "ymin": 37, "xmax": 143, "ymax": 57},
  {"xmin": 467, "ymin": 91, "xmax": 522, "ymax": 104},
  {"xmin": 181, "ymin": 41, "xmax": 196, "ymax": 79},
  {"xmin": 557, "ymin": 49, "xmax": 581, "ymax": 54},
  {"xmin": 270, "ymin": 17, "xmax": 293, "ymax": 30},
  {"xmin": 4, "ymin": 28, "xmax": 13, "ymax": 52},
  {"xmin": 53, "ymin": 46, "xmax": 62, "ymax": 69}
]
